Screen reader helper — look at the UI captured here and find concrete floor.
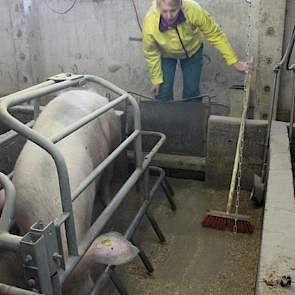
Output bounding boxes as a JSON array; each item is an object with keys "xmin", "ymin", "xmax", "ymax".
[{"xmin": 99, "ymin": 177, "xmax": 263, "ymax": 295}]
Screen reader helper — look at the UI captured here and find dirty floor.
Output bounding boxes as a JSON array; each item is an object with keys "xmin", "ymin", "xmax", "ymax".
[{"xmin": 99, "ymin": 178, "xmax": 263, "ymax": 295}]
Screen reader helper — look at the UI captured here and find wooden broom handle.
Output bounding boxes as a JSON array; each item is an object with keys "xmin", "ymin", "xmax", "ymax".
[{"xmin": 226, "ymin": 58, "xmax": 253, "ymax": 214}]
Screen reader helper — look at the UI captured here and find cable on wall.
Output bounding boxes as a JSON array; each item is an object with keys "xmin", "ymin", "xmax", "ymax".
[
  {"xmin": 43, "ymin": 0, "xmax": 78, "ymax": 15},
  {"xmin": 130, "ymin": 0, "xmax": 142, "ymax": 32}
]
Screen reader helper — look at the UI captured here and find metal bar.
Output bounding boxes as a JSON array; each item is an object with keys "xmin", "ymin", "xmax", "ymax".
[
  {"xmin": 0, "ymin": 172, "xmax": 16, "ymax": 231},
  {"xmin": 89, "ymin": 266, "xmax": 112, "ymax": 295},
  {"xmin": 7, "ymin": 171, "xmax": 14, "ymax": 180},
  {"xmin": 50, "ymin": 93, "xmax": 129, "ymax": 143},
  {"xmin": 141, "ymin": 131, "xmax": 166, "ymax": 162},
  {"xmin": 20, "ymin": 232, "xmax": 55, "ymax": 295},
  {"xmin": 109, "ymin": 271, "xmax": 130, "ymax": 295},
  {"xmin": 33, "ymin": 99, "xmax": 40, "ymax": 120},
  {"xmin": 131, "ymin": 238, "xmax": 154, "ymax": 273},
  {"xmin": 84, "ymin": 75, "xmax": 143, "ymax": 169},
  {"xmin": 0, "ymin": 80, "xmax": 54, "ymax": 103},
  {"xmin": 0, "ymin": 110, "xmax": 78, "ymax": 256},
  {"xmin": 0, "ymin": 76, "xmax": 142, "ymax": 260},
  {"xmin": 60, "ymin": 168, "xmax": 142, "ymax": 283},
  {"xmin": 0, "ymin": 82, "xmax": 84, "ymax": 257},
  {"xmin": 0, "ymin": 232, "xmax": 22, "ymax": 252},
  {"xmin": 0, "ymin": 77, "xmax": 83, "ymax": 107},
  {"xmin": 289, "ymin": 70, "xmax": 295, "ymax": 144},
  {"xmin": 60, "ymin": 133, "xmax": 165, "ymax": 283},
  {"xmin": 0, "ymin": 120, "xmax": 34, "ymax": 147},
  {"xmin": 158, "ymin": 167, "xmax": 177, "ymax": 211},
  {"xmin": 9, "ymin": 105, "xmax": 44, "ymax": 114},
  {"xmin": 161, "ymin": 182, "xmax": 177, "ymax": 211},
  {"xmin": 0, "ymin": 75, "xmax": 166, "ymax": 292},
  {"xmin": 91, "ymin": 166, "xmax": 166, "ymax": 292},
  {"xmin": 146, "ymin": 211, "xmax": 166, "ymax": 243},
  {"xmin": 0, "ymin": 283, "xmax": 43, "ymax": 295},
  {"xmin": 163, "ymin": 177, "xmax": 175, "ymax": 196},
  {"xmin": 72, "ymin": 130, "xmax": 140, "ymax": 201}
]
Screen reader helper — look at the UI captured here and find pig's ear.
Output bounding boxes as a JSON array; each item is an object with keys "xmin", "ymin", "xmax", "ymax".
[{"xmin": 89, "ymin": 232, "xmax": 139, "ymax": 265}]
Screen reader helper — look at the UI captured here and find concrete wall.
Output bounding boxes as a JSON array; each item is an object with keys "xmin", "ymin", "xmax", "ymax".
[
  {"xmin": 277, "ymin": 0, "xmax": 295, "ymax": 121},
  {"xmin": 256, "ymin": 122, "xmax": 295, "ymax": 294},
  {"xmin": 0, "ymin": 1, "xmax": 252, "ymax": 108},
  {"xmin": 0, "ymin": 0, "xmax": 292, "ymax": 119},
  {"xmin": 206, "ymin": 115, "xmax": 267, "ymax": 190}
]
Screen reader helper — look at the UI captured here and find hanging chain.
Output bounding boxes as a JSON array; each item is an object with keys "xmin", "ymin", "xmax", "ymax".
[{"xmin": 234, "ymin": 0, "xmax": 253, "ymax": 233}]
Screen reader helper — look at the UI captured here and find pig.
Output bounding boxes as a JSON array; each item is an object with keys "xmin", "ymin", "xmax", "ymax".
[{"xmin": 0, "ymin": 90, "xmax": 136, "ymax": 294}]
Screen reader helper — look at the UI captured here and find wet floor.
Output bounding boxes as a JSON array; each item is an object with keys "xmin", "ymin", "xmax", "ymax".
[{"xmin": 99, "ymin": 178, "xmax": 263, "ymax": 295}]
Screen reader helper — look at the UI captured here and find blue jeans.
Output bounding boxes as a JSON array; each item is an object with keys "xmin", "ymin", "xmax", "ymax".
[{"xmin": 156, "ymin": 44, "xmax": 203, "ymax": 101}]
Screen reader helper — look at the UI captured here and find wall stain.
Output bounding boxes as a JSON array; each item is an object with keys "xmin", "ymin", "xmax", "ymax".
[
  {"xmin": 108, "ymin": 64, "xmax": 121, "ymax": 73},
  {"xmin": 58, "ymin": 65, "xmax": 65, "ymax": 73},
  {"xmin": 19, "ymin": 52, "xmax": 26, "ymax": 61},
  {"xmin": 93, "ymin": 0, "xmax": 106, "ymax": 4},
  {"xmin": 71, "ymin": 64, "xmax": 79, "ymax": 74},
  {"xmin": 17, "ymin": 29, "xmax": 22, "ymax": 38},
  {"xmin": 75, "ymin": 53, "xmax": 82, "ymax": 60}
]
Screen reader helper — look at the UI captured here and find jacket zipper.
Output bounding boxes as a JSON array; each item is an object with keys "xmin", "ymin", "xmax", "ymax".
[{"xmin": 175, "ymin": 26, "xmax": 189, "ymax": 59}]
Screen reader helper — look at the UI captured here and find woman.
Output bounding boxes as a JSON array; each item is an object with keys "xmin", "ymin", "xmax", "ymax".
[{"xmin": 142, "ymin": 0, "xmax": 252, "ymax": 100}]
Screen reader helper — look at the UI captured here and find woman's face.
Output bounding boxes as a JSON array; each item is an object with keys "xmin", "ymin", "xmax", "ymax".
[{"xmin": 159, "ymin": 1, "xmax": 181, "ymax": 25}]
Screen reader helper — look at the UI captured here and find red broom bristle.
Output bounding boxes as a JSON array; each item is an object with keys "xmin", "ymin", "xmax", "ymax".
[{"xmin": 202, "ymin": 214, "xmax": 253, "ymax": 233}]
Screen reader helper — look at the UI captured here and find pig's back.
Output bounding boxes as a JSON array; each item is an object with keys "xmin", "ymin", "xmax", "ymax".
[{"xmin": 13, "ymin": 90, "xmax": 111, "ymax": 238}]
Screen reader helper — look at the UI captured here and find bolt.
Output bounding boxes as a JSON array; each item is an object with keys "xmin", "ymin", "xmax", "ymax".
[
  {"xmin": 37, "ymin": 220, "xmax": 44, "ymax": 228},
  {"xmin": 53, "ymin": 253, "xmax": 63, "ymax": 267},
  {"xmin": 25, "ymin": 254, "xmax": 33, "ymax": 264},
  {"xmin": 265, "ymin": 57, "xmax": 272, "ymax": 64},
  {"xmin": 27, "ymin": 278, "xmax": 35, "ymax": 288},
  {"xmin": 264, "ymin": 85, "xmax": 271, "ymax": 92},
  {"xmin": 266, "ymin": 27, "xmax": 275, "ymax": 36}
]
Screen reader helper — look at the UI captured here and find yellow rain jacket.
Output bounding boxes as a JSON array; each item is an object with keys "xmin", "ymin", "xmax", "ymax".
[{"xmin": 142, "ymin": 0, "xmax": 238, "ymax": 85}]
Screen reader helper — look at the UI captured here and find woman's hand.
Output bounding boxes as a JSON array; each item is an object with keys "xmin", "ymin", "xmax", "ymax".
[
  {"xmin": 150, "ymin": 84, "xmax": 161, "ymax": 96},
  {"xmin": 233, "ymin": 61, "xmax": 254, "ymax": 74}
]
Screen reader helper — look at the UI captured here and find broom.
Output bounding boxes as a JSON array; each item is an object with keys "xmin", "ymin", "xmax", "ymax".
[{"xmin": 202, "ymin": 60, "xmax": 254, "ymax": 234}]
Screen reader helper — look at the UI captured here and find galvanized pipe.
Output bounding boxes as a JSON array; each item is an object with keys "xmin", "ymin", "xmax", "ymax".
[
  {"xmin": 51, "ymin": 93, "xmax": 129, "ymax": 143},
  {"xmin": 0, "ymin": 283, "xmax": 42, "ymax": 295},
  {"xmin": 72, "ymin": 130, "xmax": 140, "ymax": 201},
  {"xmin": 0, "ymin": 75, "xmax": 165, "ymax": 292},
  {"xmin": 0, "ymin": 231, "xmax": 22, "ymax": 252},
  {"xmin": 60, "ymin": 132, "xmax": 165, "ymax": 283},
  {"xmin": 0, "ymin": 120, "xmax": 34, "ymax": 148},
  {"xmin": 125, "ymin": 167, "xmax": 164, "ymax": 238},
  {"xmin": 0, "ymin": 173, "xmax": 16, "ymax": 231},
  {"xmin": 90, "ymin": 166, "xmax": 165, "ymax": 294},
  {"xmin": 33, "ymin": 99, "xmax": 40, "ymax": 120},
  {"xmin": 9, "ymin": 105, "xmax": 44, "ymax": 114},
  {"xmin": 0, "ymin": 80, "xmax": 54, "ymax": 103},
  {"xmin": 0, "ymin": 173, "xmax": 22, "ymax": 251},
  {"xmin": 85, "ymin": 75, "xmax": 143, "ymax": 169},
  {"xmin": 0, "ymin": 78, "xmax": 83, "ymax": 107},
  {"xmin": 0, "ymin": 110, "xmax": 79, "ymax": 256},
  {"xmin": 289, "ymin": 70, "xmax": 295, "ymax": 144},
  {"xmin": 0, "ymin": 78, "xmax": 84, "ymax": 257}
]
